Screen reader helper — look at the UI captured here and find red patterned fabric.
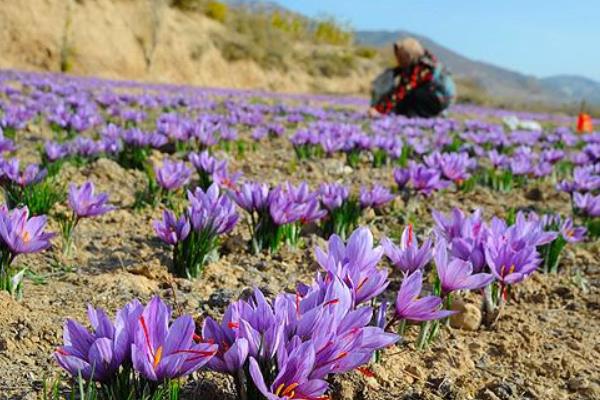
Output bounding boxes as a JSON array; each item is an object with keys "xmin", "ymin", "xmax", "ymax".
[{"xmin": 374, "ymin": 52, "xmax": 437, "ymax": 114}]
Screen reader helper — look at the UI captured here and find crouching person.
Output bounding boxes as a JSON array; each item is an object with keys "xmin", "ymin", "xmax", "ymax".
[{"xmin": 369, "ymin": 37, "xmax": 456, "ymax": 118}]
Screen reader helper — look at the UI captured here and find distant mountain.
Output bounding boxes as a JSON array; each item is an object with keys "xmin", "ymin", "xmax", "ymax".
[
  {"xmin": 356, "ymin": 30, "xmax": 600, "ymax": 106},
  {"xmin": 540, "ymin": 75, "xmax": 600, "ymax": 106}
]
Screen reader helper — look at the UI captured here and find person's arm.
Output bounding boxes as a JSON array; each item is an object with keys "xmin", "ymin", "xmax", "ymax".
[{"xmin": 370, "ymin": 68, "xmax": 400, "ymax": 115}]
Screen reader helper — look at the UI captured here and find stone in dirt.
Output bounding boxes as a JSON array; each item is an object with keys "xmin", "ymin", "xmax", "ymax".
[{"xmin": 450, "ymin": 299, "xmax": 482, "ymax": 331}]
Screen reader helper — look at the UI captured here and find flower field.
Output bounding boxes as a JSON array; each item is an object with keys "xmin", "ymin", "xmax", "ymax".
[{"xmin": 0, "ymin": 69, "xmax": 598, "ymax": 400}]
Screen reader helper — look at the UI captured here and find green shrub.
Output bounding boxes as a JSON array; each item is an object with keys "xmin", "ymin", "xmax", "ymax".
[
  {"xmin": 313, "ymin": 17, "xmax": 353, "ymax": 46},
  {"xmin": 205, "ymin": 0, "xmax": 228, "ymax": 23},
  {"xmin": 270, "ymin": 11, "xmax": 308, "ymax": 40}
]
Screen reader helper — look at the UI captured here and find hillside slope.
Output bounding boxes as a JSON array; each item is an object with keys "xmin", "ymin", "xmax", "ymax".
[
  {"xmin": 0, "ymin": 0, "xmax": 377, "ymax": 94},
  {"xmin": 356, "ymin": 30, "xmax": 600, "ymax": 106}
]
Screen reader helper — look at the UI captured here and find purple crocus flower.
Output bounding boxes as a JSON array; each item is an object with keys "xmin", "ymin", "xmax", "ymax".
[
  {"xmin": 509, "ymin": 155, "xmax": 534, "ymax": 176},
  {"xmin": 68, "ymin": 181, "xmax": 114, "ymax": 218},
  {"xmin": 153, "ymin": 210, "xmax": 191, "ymax": 245},
  {"xmin": 0, "ymin": 206, "xmax": 55, "ymax": 255},
  {"xmin": 3, "ymin": 159, "xmax": 47, "ymax": 187},
  {"xmin": 393, "ymin": 167, "xmax": 410, "ymax": 189},
  {"xmin": 202, "ymin": 318, "xmax": 249, "ymax": 375},
  {"xmin": 359, "ymin": 184, "xmax": 395, "ymax": 209},
  {"xmin": 394, "ymin": 270, "xmax": 456, "ymax": 322},
  {"xmin": 408, "ymin": 162, "xmax": 448, "ymax": 196},
  {"xmin": 315, "ymin": 226, "xmax": 384, "ymax": 276},
  {"xmin": 487, "ymin": 150, "xmax": 507, "ymax": 168},
  {"xmin": 0, "ymin": 136, "xmax": 15, "ymax": 154},
  {"xmin": 315, "ymin": 227, "xmax": 388, "ymax": 305},
  {"xmin": 229, "ymin": 181, "xmax": 270, "ymax": 213},
  {"xmin": 188, "ymin": 151, "xmax": 226, "ymax": 175},
  {"xmin": 234, "ymin": 289, "xmax": 284, "ymax": 363},
  {"xmin": 434, "ymin": 240, "xmax": 494, "ymax": 295},
  {"xmin": 541, "ymin": 149, "xmax": 565, "ymax": 164},
  {"xmin": 251, "ymin": 127, "xmax": 268, "ymax": 141},
  {"xmin": 187, "ymin": 183, "xmax": 239, "ymax": 234},
  {"xmin": 484, "ymin": 242, "xmax": 541, "ymax": 285},
  {"xmin": 132, "ymin": 296, "xmax": 217, "ymax": 381},
  {"xmin": 319, "ymin": 183, "xmax": 349, "ymax": 211},
  {"xmin": 248, "ymin": 343, "xmax": 328, "ymax": 400},
  {"xmin": 211, "ymin": 167, "xmax": 242, "ymax": 191},
  {"xmin": 154, "ymin": 159, "xmax": 192, "ymax": 191},
  {"xmin": 45, "ymin": 141, "xmax": 69, "ymax": 162},
  {"xmin": 559, "ymin": 217, "xmax": 586, "ymax": 243},
  {"xmin": 574, "ymin": 192, "xmax": 600, "ymax": 217},
  {"xmin": 381, "ymin": 225, "xmax": 432, "ymax": 274},
  {"xmin": 438, "ymin": 152, "xmax": 473, "ymax": 183},
  {"xmin": 55, "ymin": 300, "xmax": 143, "ymax": 382}
]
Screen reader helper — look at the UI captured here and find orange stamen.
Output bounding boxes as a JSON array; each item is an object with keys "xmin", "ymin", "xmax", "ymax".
[
  {"xmin": 281, "ymin": 383, "xmax": 299, "ymax": 396},
  {"xmin": 153, "ymin": 346, "xmax": 163, "ymax": 368}
]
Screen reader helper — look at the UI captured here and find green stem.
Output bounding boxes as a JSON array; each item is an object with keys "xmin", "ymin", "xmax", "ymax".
[{"xmin": 416, "ymin": 321, "xmax": 431, "ymax": 350}]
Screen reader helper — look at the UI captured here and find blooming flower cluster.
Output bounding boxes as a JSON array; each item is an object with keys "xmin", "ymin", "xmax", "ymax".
[
  {"xmin": 55, "ymin": 297, "xmax": 217, "ymax": 397},
  {"xmin": 154, "ymin": 183, "xmax": 238, "ymax": 278},
  {"xmin": 0, "ymin": 205, "xmax": 55, "ymax": 297},
  {"xmin": 230, "ymin": 181, "xmax": 325, "ymax": 252}
]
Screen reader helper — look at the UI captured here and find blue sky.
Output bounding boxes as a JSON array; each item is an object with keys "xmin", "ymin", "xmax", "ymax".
[{"xmin": 274, "ymin": 1, "xmax": 600, "ymax": 81}]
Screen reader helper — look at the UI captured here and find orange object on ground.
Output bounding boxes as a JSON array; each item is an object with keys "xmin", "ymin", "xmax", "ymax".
[{"xmin": 577, "ymin": 112, "xmax": 593, "ymax": 133}]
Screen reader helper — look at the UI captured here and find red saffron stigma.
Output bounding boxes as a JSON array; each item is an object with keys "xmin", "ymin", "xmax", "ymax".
[
  {"xmin": 356, "ymin": 367, "xmax": 376, "ymax": 378},
  {"xmin": 323, "ymin": 298, "xmax": 339, "ymax": 307},
  {"xmin": 139, "ymin": 316, "xmax": 155, "ymax": 358}
]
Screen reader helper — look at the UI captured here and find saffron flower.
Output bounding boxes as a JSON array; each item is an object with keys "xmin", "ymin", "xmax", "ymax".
[
  {"xmin": 0, "ymin": 205, "xmax": 54, "ymax": 297},
  {"xmin": 434, "ymin": 239, "xmax": 494, "ymax": 295},
  {"xmin": 188, "ymin": 150, "xmax": 227, "ymax": 189},
  {"xmin": 319, "ymin": 183, "xmax": 360, "ymax": 239},
  {"xmin": 574, "ymin": 192, "xmax": 600, "ymax": 218},
  {"xmin": 132, "ymin": 296, "xmax": 217, "ymax": 381},
  {"xmin": 153, "ymin": 209, "xmax": 190, "ymax": 246},
  {"xmin": 315, "ymin": 226, "xmax": 388, "ymax": 305},
  {"xmin": 408, "ymin": 162, "xmax": 448, "ymax": 196},
  {"xmin": 154, "ymin": 158, "xmax": 191, "ymax": 192},
  {"xmin": 394, "ymin": 270, "xmax": 456, "ymax": 322},
  {"xmin": 359, "ymin": 184, "xmax": 395, "ymax": 209},
  {"xmin": 0, "ymin": 206, "xmax": 55, "ymax": 255},
  {"xmin": 484, "ymin": 241, "xmax": 541, "ymax": 285},
  {"xmin": 232, "ymin": 181, "xmax": 324, "ymax": 253},
  {"xmin": 248, "ymin": 344, "xmax": 328, "ymax": 400},
  {"xmin": 55, "ymin": 301, "xmax": 143, "ymax": 382},
  {"xmin": 155, "ymin": 183, "xmax": 238, "ymax": 278},
  {"xmin": 381, "ymin": 225, "xmax": 433, "ymax": 274},
  {"xmin": 62, "ymin": 181, "xmax": 114, "ymax": 257},
  {"xmin": 68, "ymin": 181, "xmax": 114, "ymax": 218}
]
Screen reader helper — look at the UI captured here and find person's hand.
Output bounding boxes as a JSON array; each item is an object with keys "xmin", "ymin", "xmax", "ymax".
[{"xmin": 368, "ymin": 107, "xmax": 382, "ymax": 118}]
